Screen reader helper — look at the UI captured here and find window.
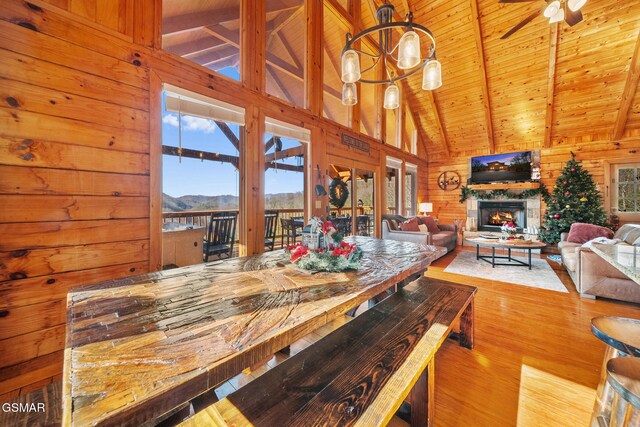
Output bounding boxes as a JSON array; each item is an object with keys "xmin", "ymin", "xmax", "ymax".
[
  {"xmin": 264, "ymin": 118, "xmax": 310, "ymax": 247},
  {"xmin": 323, "ymin": 3, "xmax": 350, "ymax": 126},
  {"xmin": 161, "ymin": 85, "xmax": 245, "ymax": 264},
  {"xmin": 613, "ymin": 164, "xmax": 640, "ymax": 216},
  {"xmin": 162, "ymin": 0, "xmax": 241, "ymax": 81},
  {"xmin": 405, "ymin": 163, "xmax": 417, "ymax": 217},
  {"xmin": 265, "ymin": 0, "xmax": 306, "ymax": 107},
  {"xmin": 386, "ymin": 157, "xmax": 402, "ymax": 215}
]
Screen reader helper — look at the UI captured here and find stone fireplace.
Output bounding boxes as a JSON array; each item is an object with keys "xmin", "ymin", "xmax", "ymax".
[
  {"xmin": 465, "ymin": 194, "xmax": 541, "ymax": 233},
  {"xmin": 477, "ymin": 201, "xmax": 527, "ymax": 232}
]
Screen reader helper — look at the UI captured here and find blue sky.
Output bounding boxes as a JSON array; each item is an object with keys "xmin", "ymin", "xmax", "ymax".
[{"xmin": 161, "ymin": 68, "xmax": 305, "ymax": 198}]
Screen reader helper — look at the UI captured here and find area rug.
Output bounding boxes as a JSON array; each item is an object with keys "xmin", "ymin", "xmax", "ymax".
[{"xmin": 443, "ymin": 251, "xmax": 568, "ymax": 293}]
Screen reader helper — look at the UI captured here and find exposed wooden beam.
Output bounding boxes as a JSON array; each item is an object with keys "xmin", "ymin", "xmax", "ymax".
[
  {"xmin": 265, "ymin": 145, "xmax": 305, "ymax": 162},
  {"xmin": 399, "ymin": 0, "xmax": 411, "ymax": 16},
  {"xmin": 203, "ymin": 55, "xmax": 239, "ymax": 70},
  {"xmin": 305, "ymin": 0, "xmax": 323, "ymax": 116},
  {"xmin": 544, "ymin": 24, "xmax": 559, "ymax": 149},
  {"xmin": 268, "ymin": 6, "xmax": 304, "ymax": 40},
  {"xmin": 162, "ymin": 3, "xmax": 298, "ymax": 36},
  {"xmin": 164, "ymin": 36, "xmax": 226, "ymax": 58},
  {"xmin": 470, "ymin": 0, "xmax": 495, "ymax": 154},
  {"xmin": 265, "ymin": 162, "xmax": 304, "ymax": 173},
  {"xmin": 325, "ymin": 0, "xmax": 354, "ymax": 27},
  {"xmin": 240, "ymin": 0, "xmax": 265, "ymax": 93},
  {"xmin": 162, "ymin": 145, "xmax": 239, "ymax": 168},
  {"xmin": 204, "ymin": 22, "xmax": 341, "ymax": 100},
  {"xmin": 191, "ymin": 46, "xmax": 237, "ymax": 66},
  {"xmin": 426, "ymin": 90, "xmax": 450, "ymax": 158},
  {"xmin": 612, "ymin": 30, "xmax": 640, "ymax": 141},
  {"xmin": 215, "ymin": 121, "xmax": 240, "ymax": 151},
  {"xmin": 264, "ymin": 136, "xmax": 279, "ymax": 152},
  {"xmin": 412, "ymin": 111, "xmax": 430, "ymax": 157},
  {"xmin": 276, "ymin": 32, "xmax": 303, "ymax": 72},
  {"xmin": 266, "ymin": 65, "xmax": 296, "ymax": 104}
]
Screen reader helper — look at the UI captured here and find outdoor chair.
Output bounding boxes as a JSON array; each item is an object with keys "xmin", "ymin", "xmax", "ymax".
[
  {"xmin": 264, "ymin": 210, "xmax": 279, "ymax": 251},
  {"xmin": 203, "ymin": 211, "xmax": 238, "ymax": 262},
  {"xmin": 332, "ymin": 216, "xmax": 352, "ymax": 236},
  {"xmin": 357, "ymin": 214, "xmax": 371, "ymax": 236},
  {"xmin": 280, "ymin": 217, "xmax": 298, "ymax": 248}
]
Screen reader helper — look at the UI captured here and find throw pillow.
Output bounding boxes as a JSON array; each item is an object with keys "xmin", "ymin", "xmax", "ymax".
[
  {"xmin": 399, "ymin": 217, "xmax": 421, "ymax": 232},
  {"xmin": 566, "ymin": 223, "xmax": 614, "ymax": 244},
  {"xmin": 418, "ymin": 224, "xmax": 429, "ymax": 232},
  {"xmin": 420, "ymin": 215, "xmax": 440, "ymax": 235}
]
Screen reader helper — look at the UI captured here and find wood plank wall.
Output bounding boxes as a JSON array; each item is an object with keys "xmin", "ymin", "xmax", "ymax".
[
  {"xmin": 0, "ymin": 0, "xmax": 425, "ymax": 398},
  {"xmin": 422, "ymin": 137, "xmax": 640, "ymax": 227}
]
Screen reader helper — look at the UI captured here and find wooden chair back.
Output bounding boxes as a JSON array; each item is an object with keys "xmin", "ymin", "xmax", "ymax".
[
  {"xmin": 280, "ymin": 217, "xmax": 297, "ymax": 248},
  {"xmin": 204, "ymin": 211, "xmax": 238, "ymax": 261},
  {"xmin": 331, "ymin": 216, "xmax": 352, "ymax": 236},
  {"xmin": 264, "ymin": 210, "xmax": 279, "ymax": 251}
]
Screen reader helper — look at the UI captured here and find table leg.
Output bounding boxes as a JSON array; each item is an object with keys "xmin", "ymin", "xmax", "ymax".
[
  {"xmin": 508, "ymin": 248, "xmax": 511, "ymax": 262},
  {"xmin": 528, "ymin": 249, "xmax": 532, "ymax": 270},
  {"xmin": 476, "ymin": 244, "xmax": 479, "ymax": 260},
  {"xmin": 411, "ymin": 359, "xmax": 434, "ymax": 427},
  {"xmin": 459, "ymin": 299, "xmax": 474, "ymax": 350},
  {"xmin": 492, "ymin": 247, "xmax": 495, "ymax": 268}
]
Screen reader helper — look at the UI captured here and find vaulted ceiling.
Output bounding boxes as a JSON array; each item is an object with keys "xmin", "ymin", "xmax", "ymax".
[{"xmin": 162, "ymin": 0, "xmax": 640, "ymax": 161}]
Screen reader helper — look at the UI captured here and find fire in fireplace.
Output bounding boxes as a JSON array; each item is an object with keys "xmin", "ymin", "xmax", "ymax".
[
  {"xmin": 477, "ymin": 201, "xmax": 526, "ymax": 232},
  {"xmin": 489, "ymin": 211, "xmax": 515, "ymax": 226}
]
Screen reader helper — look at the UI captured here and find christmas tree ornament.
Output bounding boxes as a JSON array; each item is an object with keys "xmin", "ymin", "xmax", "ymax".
[{"xmin": 540, "ymin": 152, "xmax": 610, "ymax": 244}]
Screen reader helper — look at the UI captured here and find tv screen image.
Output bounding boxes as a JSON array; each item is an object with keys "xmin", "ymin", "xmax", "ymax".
[{"xmin": 470, "ymin": 151, "xmax": 532, "ymax": 184}]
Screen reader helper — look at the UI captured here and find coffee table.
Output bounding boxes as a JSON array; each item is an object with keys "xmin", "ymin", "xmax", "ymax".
[{"xmin": 464, "ymin": 237, "xmax": 547, "ymax": 270}]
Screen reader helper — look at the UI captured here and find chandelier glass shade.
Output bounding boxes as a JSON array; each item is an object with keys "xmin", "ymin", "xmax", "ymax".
[
  {"xmin": 341, "ymin": 50, "xmax": 361, "ymax": 84},
  {"xmin": 339, "ymin": 3, "xmax": 441, "ymax": 110},
  {"xmin": 383, "ymin": 83, "xmax": 399, "ymax": 109},
  {"xmin": 341, "ymin": 82, "xmax": 358, "ymax": 105}
]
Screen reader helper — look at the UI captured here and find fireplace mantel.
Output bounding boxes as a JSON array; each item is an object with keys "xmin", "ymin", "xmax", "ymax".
[{"xmin": 467, "ymin": 182, "xmax": 540, "ymax": 191}]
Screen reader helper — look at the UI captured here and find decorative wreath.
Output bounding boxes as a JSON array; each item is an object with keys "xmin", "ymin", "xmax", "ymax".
[{"xmin": 329, "ymin": 177, "xmax": 349, "ymax": 209}]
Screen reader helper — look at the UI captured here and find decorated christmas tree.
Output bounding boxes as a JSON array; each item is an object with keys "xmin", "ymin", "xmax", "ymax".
[{"xmin": 540, "ymin": 152, "xmax": 610, "ymax": 244}]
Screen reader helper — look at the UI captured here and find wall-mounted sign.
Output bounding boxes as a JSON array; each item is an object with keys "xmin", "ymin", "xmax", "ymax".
[
  {"xmin": 341, "ymin": 133, "xmax": 370, "ymax": 153},
  {"xmin": 438, "ymin": 171, "xmax": 461, "ymax": 191}
]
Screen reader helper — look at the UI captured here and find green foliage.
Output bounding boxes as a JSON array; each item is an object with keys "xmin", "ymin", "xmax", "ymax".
[
  {"xmin": 539, "ymin": 152, "xmax": 610, "ymax": 244},
  {"xmin": 459, "ymin": 183, "xmax": 550, "ymax": 204}
]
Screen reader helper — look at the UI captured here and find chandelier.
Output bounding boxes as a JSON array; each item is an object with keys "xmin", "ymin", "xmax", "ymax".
[{"xmin": 340, "ymin": 2, "xmax": 442, "ymax": 109}]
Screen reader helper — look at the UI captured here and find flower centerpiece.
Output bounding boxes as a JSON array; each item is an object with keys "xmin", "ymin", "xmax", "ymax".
[
  {"xmin": 500, "ymin": 221, "xmax": 518, "ymax": 240},
  {"xmin": 287, "ymin": 217, "xmax": 363, "ymax": 272}
]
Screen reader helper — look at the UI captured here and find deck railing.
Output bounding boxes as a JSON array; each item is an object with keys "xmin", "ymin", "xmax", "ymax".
[{"xmin": 162, "ymin": 207, "xmax": 376, "ymax": 240}]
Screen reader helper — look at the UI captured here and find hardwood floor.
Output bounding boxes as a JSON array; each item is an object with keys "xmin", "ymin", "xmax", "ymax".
[{"xmin": 427, "ymin": 247, "xmax": 640, "ymax": 426}]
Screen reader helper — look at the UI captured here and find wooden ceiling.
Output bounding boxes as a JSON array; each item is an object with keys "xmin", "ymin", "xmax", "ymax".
[{"xmin": 162, "ymin": 0, "xmax": 640, "ymax": 161}]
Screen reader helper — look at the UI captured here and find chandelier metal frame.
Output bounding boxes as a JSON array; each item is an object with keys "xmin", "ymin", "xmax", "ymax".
[{"xmin": 341, "ymin": 4, "xmax": 437, "ymax": 85}]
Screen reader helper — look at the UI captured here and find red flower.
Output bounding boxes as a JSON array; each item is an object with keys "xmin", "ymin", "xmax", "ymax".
[
  {"xmin": 332, "ymin": 248, "xmax": 342, "ymax": 256},
  {"xmin": 290, "ymin": 245, "xmax": 309, "ymax": 262},
  {"xmin": 322, "ymin": 221, "xmax": 335, "ymax": 234}
]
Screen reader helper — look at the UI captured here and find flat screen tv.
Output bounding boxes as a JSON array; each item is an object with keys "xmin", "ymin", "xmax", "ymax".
[{"xmin": 470, "ymin": 151, "xmax": 532, "ymax": 184}]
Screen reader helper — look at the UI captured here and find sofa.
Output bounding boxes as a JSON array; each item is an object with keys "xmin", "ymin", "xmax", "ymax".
[
  {"xmin": 558, "ymin": 223, "xmax": 640, "ymax": 303},
  {"xmin": 381, "ymin": 214, "xmax": 458, "ymax": 256}
]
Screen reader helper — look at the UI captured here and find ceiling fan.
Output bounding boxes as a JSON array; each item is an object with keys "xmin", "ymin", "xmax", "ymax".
[{"xmin": 500, "ymin": 0, "xmax": 587, "ymax": 39}]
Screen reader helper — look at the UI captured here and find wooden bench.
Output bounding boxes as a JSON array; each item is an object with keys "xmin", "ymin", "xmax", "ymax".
[{"xmin": 180, "ymin": 278, "xmax": 477, "ymax": 427}]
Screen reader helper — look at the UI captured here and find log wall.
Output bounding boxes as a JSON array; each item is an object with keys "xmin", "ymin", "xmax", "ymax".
[
  {"xmin": 0, "ymin": 0, "xmax": 425, "ymax": 397},
  {"xmin": 423, "ymin": 138, "xmax": 640, "ymax": 227}
]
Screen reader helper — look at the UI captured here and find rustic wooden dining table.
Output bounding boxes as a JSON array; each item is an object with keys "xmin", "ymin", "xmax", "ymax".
[{"xmin": 62, "ymin": 237, "xmax": 445, "ymax": 427}]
